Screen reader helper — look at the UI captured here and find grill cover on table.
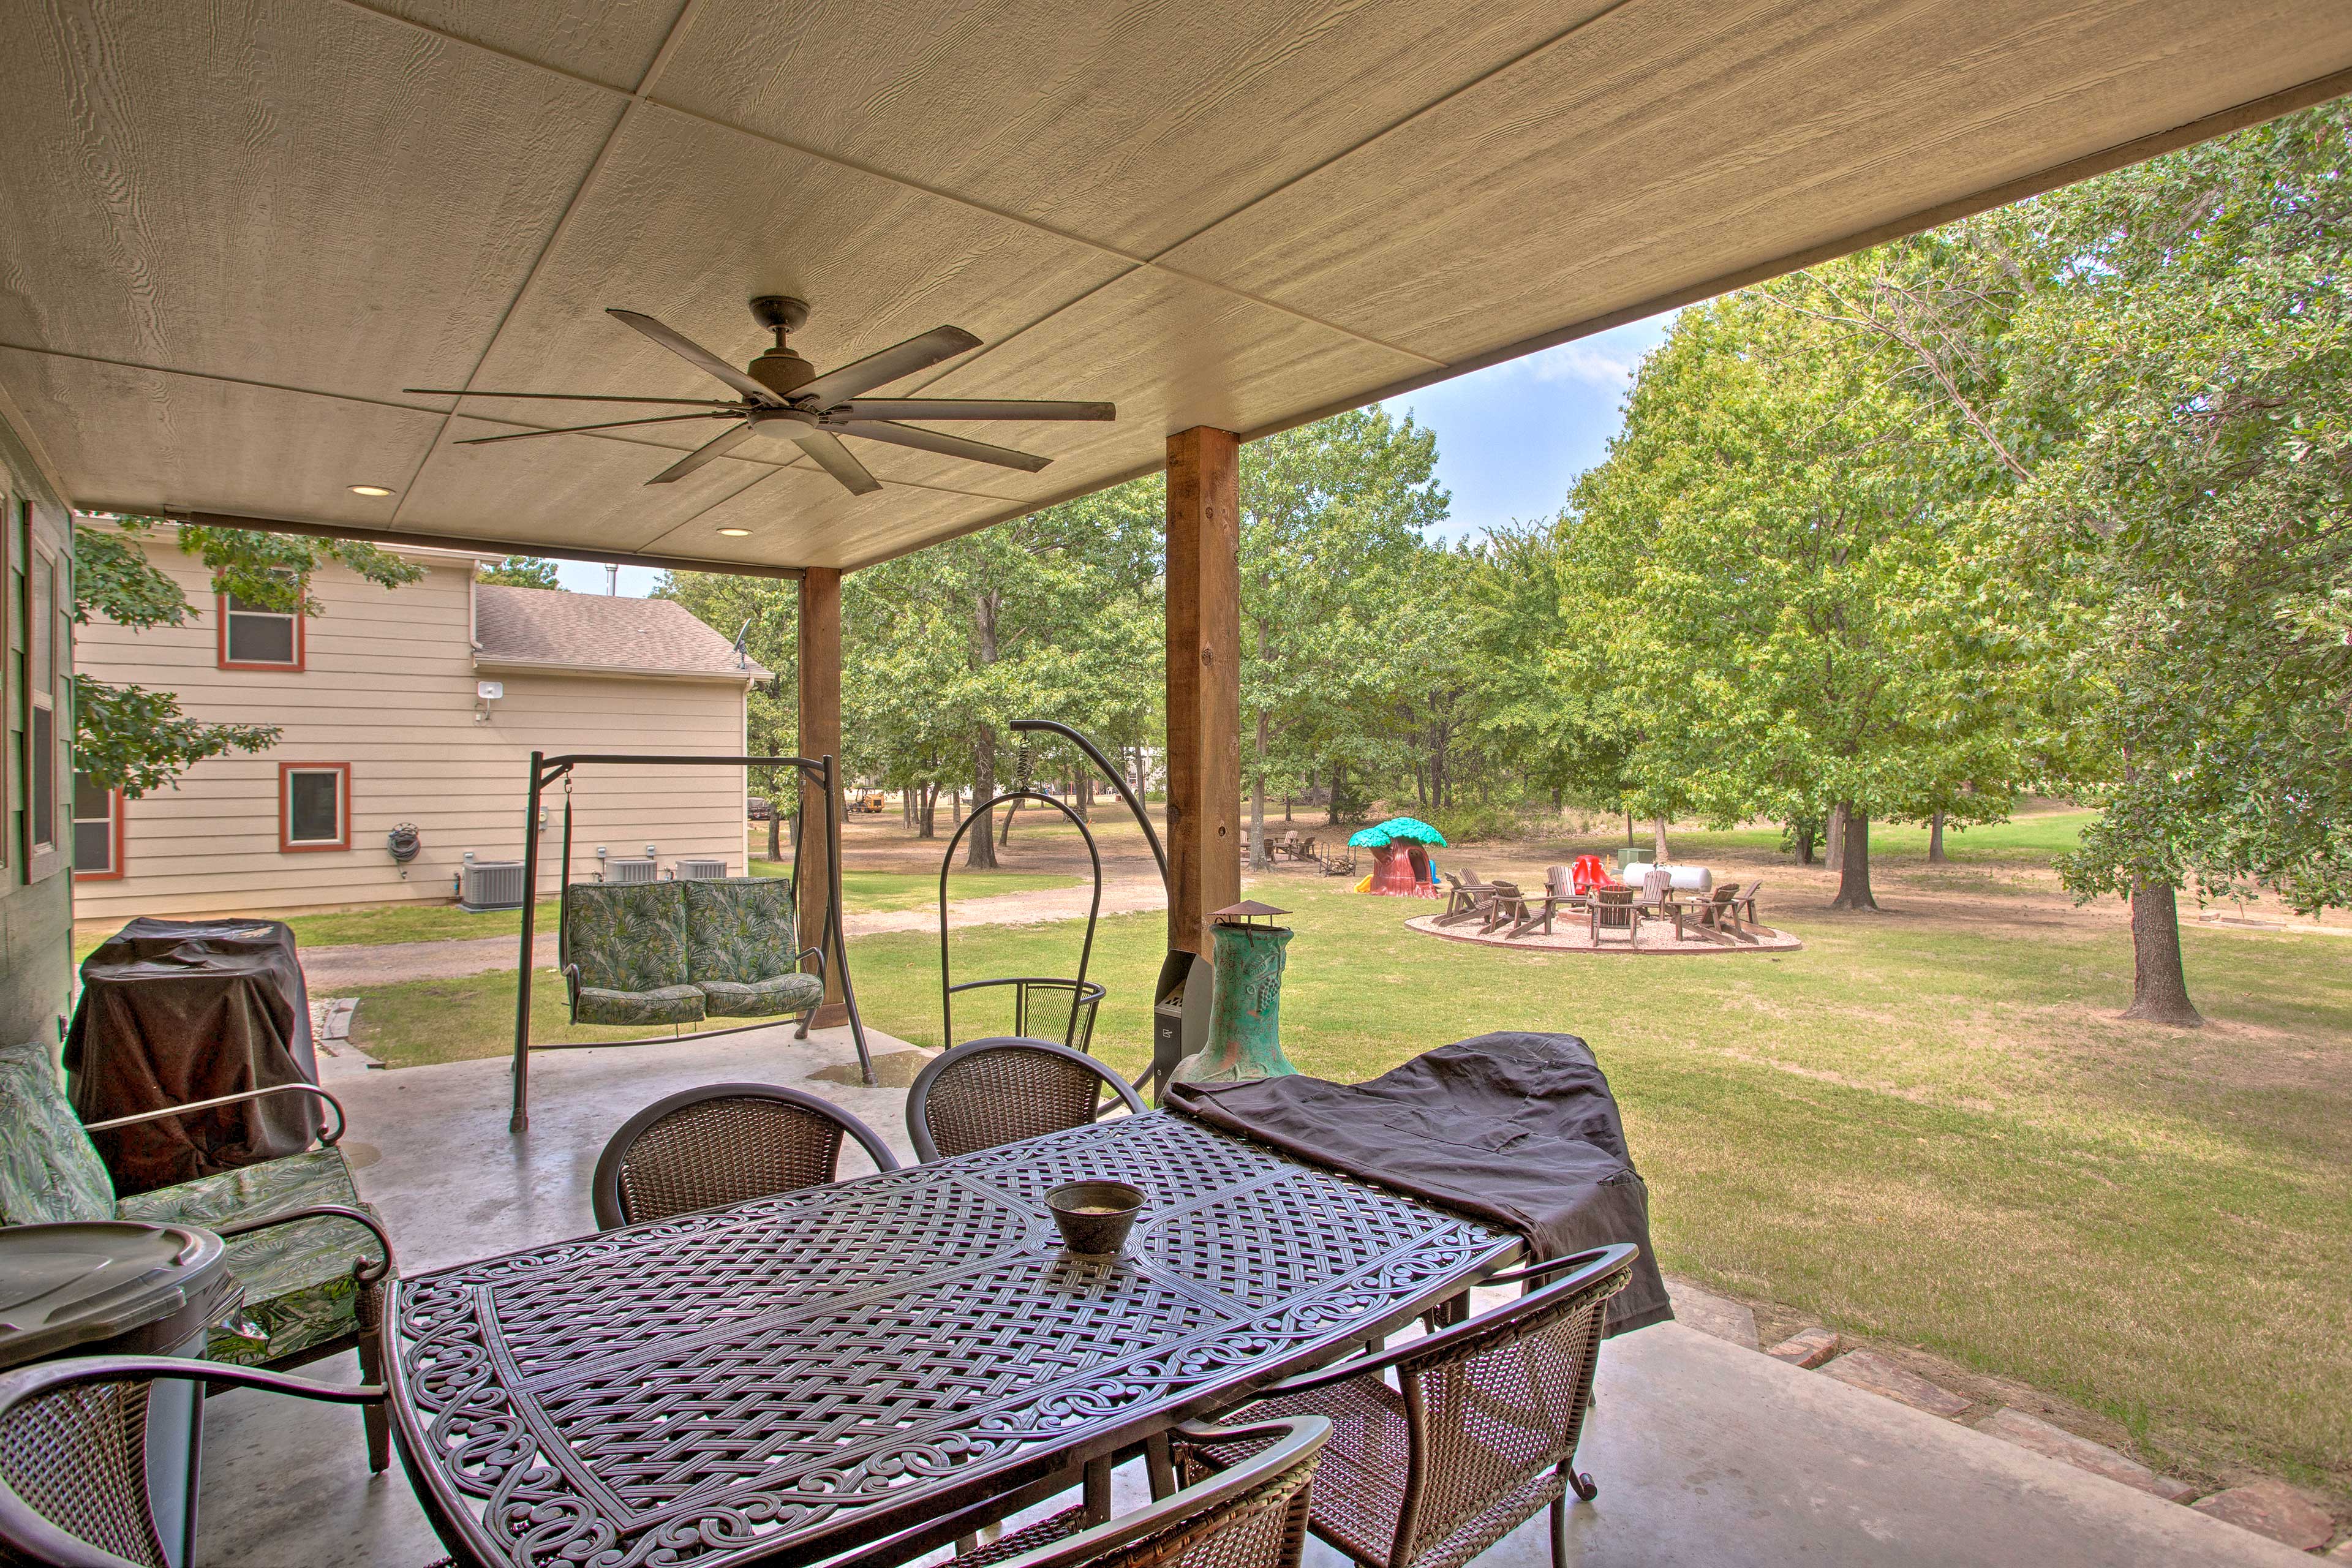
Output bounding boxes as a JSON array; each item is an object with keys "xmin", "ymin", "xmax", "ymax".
[
  {"xmin": 1167, "ymin": 1030, "xmax": 1673, "ymax": 1335},
  {"xmin": 64, "ymin": 918, "xmax": 321, "ymax": 1197}
]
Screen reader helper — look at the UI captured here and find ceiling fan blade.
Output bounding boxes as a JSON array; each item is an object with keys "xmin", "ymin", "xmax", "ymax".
[
  {"xmin": 406, "ymin": 388, "xmax": 744, "ymax": 407},
  {"xmin": 796, "ymin": 326, "xmax": 982, "ymax": 405},
  {"xmin": 824, "ymin": 398, "xmax": 1115, "ymax": 423},
  {"xmin": 835, "ymin": 420, "xmax": 1052, "ymax": 473},
  {"xmin": 791, "ymin": 429, "xmax": 881, "ymax": 496},
  {"xmin": 647, "ymin": 422, "xmax": 757, "ymax": 484},
  {"xmin": 456, "ymin": 412, "xmax": 736, "ymax": 447},
  {"xmin": 607, "ymin": 309, "xmax": 783, "ymax": 406}
]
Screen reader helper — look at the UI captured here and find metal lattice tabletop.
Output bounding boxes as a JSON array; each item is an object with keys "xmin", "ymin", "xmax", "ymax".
[{"xmin": 386, "ymin": 1110, "xmax": 1516, "ymax": 1568}]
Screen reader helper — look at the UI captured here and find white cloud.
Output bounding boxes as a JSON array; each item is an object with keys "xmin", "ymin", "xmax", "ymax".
[{"xmin": 1521, "ymin": 341, "xmax": 1644, "ymax": 388}]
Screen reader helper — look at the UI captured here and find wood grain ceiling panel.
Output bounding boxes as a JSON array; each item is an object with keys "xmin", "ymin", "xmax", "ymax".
[
  {"xmin": 818, "ymin": 267, "xmax": 1434, "ymax": 551},
  {"xmin": 442, "ymin": 105, "xmax": 1133, "ymax": 423},
  {"xmin": 0, "ymin": 0, "xmax": 620, "ymax": 401},
  {"xmin": 360, "ymin": 0, "xmax": 686, "ymax": 91},
  {"xmin": 391, "ymin": 415, "xmax": 772, "ymax": 548},
  {"xmin": 650, "ymin": 0, "xmax": 1618, "ymax": 255},
  {"xmin": 1160, "ymin": 0, "xmax": 2352, "ymax": 365},
  {"xmin": 637, "ymin": 464, "xmax": 1006, "ymax": 570},
  {"xmin": 0, "ymin": 350, "xmax": 445, "ymax": 524}
]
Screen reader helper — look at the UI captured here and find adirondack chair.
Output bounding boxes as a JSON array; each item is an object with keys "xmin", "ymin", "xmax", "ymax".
[
  {"xmin": 1729, "ymin": 879, "xmax": 1764, "ymax": 933},
  {"xmin": 1436, "ymin": 870, "xmax": 1497, "ymax": 925},
  {"xmin": 1589, "ymin": 886, "xmax": 1640, "ymax": 947},
  {"xmin": 1480, "ymin": 880, "xmax": 1532, "ymax": 934}
]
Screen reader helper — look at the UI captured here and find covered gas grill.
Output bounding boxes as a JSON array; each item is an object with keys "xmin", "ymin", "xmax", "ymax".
[{"xmin": 64, "ymin": 918, "xmax": 322, "ymax": 1196}]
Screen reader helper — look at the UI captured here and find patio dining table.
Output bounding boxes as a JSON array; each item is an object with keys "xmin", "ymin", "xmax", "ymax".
[{"xmin": 385, "ymin": 1110, "xmax": 1519, "ymax": 1568}]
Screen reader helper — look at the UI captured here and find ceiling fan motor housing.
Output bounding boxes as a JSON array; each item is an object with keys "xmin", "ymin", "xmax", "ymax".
[{"xmin": 747, "ymin": 295, "xmax": 817, "ymax": 398}]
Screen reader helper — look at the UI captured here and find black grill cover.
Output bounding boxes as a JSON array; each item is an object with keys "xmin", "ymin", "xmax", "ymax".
[
  {"xmin": 64, "ymin": 918, "xmax": 320, "ymax": 1197},
  {"xmin": 1167, "ymin": 1031, "xmax": 1672, "ymax": 1335}
]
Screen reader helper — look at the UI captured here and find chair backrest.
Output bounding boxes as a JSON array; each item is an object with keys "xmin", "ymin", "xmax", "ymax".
[
  {"xmin": 1389, "ymin": 1246, "xmax": 1634, "ymax": 1567},
  {"xmin": 907, "ymin": 1038, "xmax": 1147, "ymax": 1162},
  {"xmin": 592, "ymin": 1083, "xmax": 900, "ymax": 1228},
  {"xmin": 681, "ymin": 876, "xmax": 797, "ymax": 983},
  {"xmin": 1710, "ymin": 883, "xmax": 1740, "ymax": 906},
  {"xmin": 1489, "ymin": 880, "xmax": 1524, "ymax": 905},
  {"xmin": 1592, "ymin": 886, "xmax": 1636, "ymax": 929},
  {"xmin": 0, "ymin": 1355, "xmax": 384, "ymax": 1568},
  {"xmin": 1546, "ymin": 865, "xmax": 1572, "ymax": 899},
  {"xmin": 0, "ymin": 1039, "xmax": 116, "ymax": 1226},
  {"xmin": 563, "ymin": 881, "xmax": 690, "ymax": 993},
  {"xmin": 992, "ymin": 1417, "xmax": 1327, "ymax": 1568},
  {"xmin": 1639, "ymin": 867, "xmax": 1670, "ymax": 905}
]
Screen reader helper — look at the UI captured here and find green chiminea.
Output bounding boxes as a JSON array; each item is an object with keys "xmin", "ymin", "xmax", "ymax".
[{"xmin": 1169, "ymin": 902, "xmax": 1298, "ymax": 1086}]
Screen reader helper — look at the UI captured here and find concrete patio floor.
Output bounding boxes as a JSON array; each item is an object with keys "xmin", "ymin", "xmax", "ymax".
[{"xmin": 193, "ymin": 1025, "xmax": 2307, "ymax": 1567}]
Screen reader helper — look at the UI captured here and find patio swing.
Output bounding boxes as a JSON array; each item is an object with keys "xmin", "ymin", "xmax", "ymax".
[{"xmin": 506, "ymin": 748, "xmax": 870, "ymax": 1133}]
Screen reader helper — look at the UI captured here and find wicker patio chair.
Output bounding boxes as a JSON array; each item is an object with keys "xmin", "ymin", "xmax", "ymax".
[
  {"xmin": 949, "ymin": 1416, "xmax": 1327, "ymax": 1568},
  {"xmin": 0, "ymin": 1353, "xmax": 452, "ymax": 1568},
  {"xmin": 907, "ymin": 1038, "xmax": 1147, "ymax": 1162},
  {"xmin": 592, "ymin": 1082, "xmax": 900, "ymax": 1229},
  {"xmin": 1589, "ymin": 886, "xmax": 1639, "ymax": 948},
  {"xmin": 1198, "ymin": 1246, "xmax": 1634, "ymax": 1568}
]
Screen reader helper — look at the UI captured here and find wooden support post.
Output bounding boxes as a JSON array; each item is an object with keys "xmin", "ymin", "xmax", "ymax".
[
  {"xmin": 799, "ymin": 567, "xmax": 848, "ymax": 1027},
  {"xmin": 1165, "ymin": 426, "xmax": 1242, "ymax": 959}
]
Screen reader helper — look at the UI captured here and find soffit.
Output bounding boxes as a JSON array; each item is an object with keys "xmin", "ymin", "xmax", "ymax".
[{"xmin": 0, "ymin": 0, "xmax": 2344, "ymax": 573}]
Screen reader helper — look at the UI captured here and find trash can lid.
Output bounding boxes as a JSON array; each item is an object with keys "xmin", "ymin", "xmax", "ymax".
[{"xmin": 0, "ymin": 1221, "xmax": 232, "ymax": 1369}]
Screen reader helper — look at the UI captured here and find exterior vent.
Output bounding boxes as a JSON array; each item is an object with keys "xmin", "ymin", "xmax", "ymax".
[
  {"xmin": 605, "ymin": 856, "xmax": 658, "ymax": 884},
  {"xmin": 674, "ymin": 858, "xmax": 728, "ymax": 881},
  {"xmin": 459, "ymin": 859, "xmax": 528, "ymax": 911}
]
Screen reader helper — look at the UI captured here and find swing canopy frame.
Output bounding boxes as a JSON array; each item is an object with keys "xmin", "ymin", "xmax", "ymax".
[{"xmin": 508, "ymin": 750, "xmax": 870, "ymax": 1132}]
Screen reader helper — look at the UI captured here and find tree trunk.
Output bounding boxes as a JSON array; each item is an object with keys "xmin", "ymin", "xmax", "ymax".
[
  {"xmin": 1651, "ymin": 816, "xmax": 1669, "ymax": 863},
  {"xmin": 1830, "ymin": 805, "xmax": 1877, "ymax": 910},
  {"xmin": 966, "ymin": 730, "xmax": 1000, "ymax": 869},
  {"xmin": 2122, "ymin": 881, "xmax": 2203, "ymax": 1026},
  {"xmin": 767, "ymin": 801, "xmax": 783, "ymax": 862},
  {"xmin": 1790, "ymin": 821, "xmax": 1818, "ymax": 865},
  {"xmin": 1825, "ymin": 804, "xmax": 1847, "ymax": 871},
  {"xmin": 916, "ymin": 783, "xmax": 937, "ymax": 839},
  {"xmin": 1251, "ymin": 714, "xmax": 1271, "ymax": 872},
  {"xmin": 1928, "ymin": 810, "xmax": 1948, "ymax": 863},
  {"xmin": 1283, "ymin": 793, "xmax": 1292, "ymax": 823},
  {"xmin": 1326, "ymin": 765, "xmax": 1343, "ymax": 827},
  {"xmin": 1073, "ymin": 771, "xmax": 1090, "ymax": 823}
]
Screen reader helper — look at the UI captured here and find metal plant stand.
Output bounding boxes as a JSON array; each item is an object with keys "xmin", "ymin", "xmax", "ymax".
[{"xmin": 387, "ymin": 1112, "xmax": 1515, "ymax": 1568}]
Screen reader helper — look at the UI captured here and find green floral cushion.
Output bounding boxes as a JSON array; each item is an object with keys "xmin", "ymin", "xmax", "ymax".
[
  {"xmin": 0, "ymin": 1038, "xmax": 115, "ymax": 1225},
  {"xmin": 683, "ymin": 878, "xmax": 799, "ymax": 984},
  {"xmin": 697, "ymin": 973, "xmax": 825, "ymax": 1018},
  {"xmin": 116, "ymin": 1148, "xmax": 382, "ymax": 1367},
  {"xmin": 576, "ymin": 983, "xmax": 707, "ymax": 1028},
  {"xmin": 565, "ymin": 882, "xmax": 690, "ymax": 993}
]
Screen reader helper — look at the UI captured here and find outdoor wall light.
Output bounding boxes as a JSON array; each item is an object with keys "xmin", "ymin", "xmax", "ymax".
[
  {"xmin": 347, "ymin": 484, "xmax": 394, "ymax": 497},
  {"xmin": 715, "ymin": 526, "xmax": 752, "ymax": 537}
]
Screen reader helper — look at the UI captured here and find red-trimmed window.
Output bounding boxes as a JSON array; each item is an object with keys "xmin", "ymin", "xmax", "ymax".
[
  {"xmin": 218, "ymin": 591, "xmax": 304, "ymax": 670},
  {"xmin": 72, "ymin": 773, "xmax": 124, "ymax": 879},
  {"xmin": 279, "ymin": 763, "xmax": 349, "ymax": 851}
]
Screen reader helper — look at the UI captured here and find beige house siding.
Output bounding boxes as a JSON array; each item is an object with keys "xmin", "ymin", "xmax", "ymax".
[{"xmin": 74, "ymin": 541, "xmax": 753, "ymax": 921}]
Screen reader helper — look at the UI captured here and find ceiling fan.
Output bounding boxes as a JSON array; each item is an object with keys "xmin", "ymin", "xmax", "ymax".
[{"xmin": 405, "ymin": 295, "xmax": 1114, "ymax": 496}]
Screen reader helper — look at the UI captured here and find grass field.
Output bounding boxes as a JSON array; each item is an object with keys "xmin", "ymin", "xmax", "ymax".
[
  {"xmin": 74, "ymin": 869, "xmax": 1077, "ymax": 960},
  {"xmin": 342, "ymin": 808, "xmax": 2350, "ymax": 1498}
]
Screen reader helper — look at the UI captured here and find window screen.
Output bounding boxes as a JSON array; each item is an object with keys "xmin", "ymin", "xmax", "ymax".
[
  {"xmin": 226, "ymin": 594, "xmax": 298, "ymax": 665},
  {"xmin": 287, "ymin": 769, "xmax": 342, "ymax": 843}
]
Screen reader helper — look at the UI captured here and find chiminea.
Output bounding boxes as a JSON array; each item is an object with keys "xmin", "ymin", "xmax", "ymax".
[{"xmin": 1169, "ymin": 902, "xmax": 1298, "ymax": 1086}]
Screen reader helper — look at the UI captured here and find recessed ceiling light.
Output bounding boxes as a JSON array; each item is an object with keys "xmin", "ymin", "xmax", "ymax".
[
  {"xmin": 715, "ymin": 527, "xmax": 752, "ymax": 537},
  {"xmin": 347, "ymin": 484, "xmax": 394, "ymax": 497}
]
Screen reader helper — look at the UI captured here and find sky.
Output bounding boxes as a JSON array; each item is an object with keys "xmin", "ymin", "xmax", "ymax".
[{"xmin": 555, "ymin": 307, "xmax": 1676, "ymax": 596}]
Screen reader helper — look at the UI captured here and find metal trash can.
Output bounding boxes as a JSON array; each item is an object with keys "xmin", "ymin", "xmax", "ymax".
[{"xmin": 0, "ymin": 1221, "xmax": 236, "ymax": 1568}]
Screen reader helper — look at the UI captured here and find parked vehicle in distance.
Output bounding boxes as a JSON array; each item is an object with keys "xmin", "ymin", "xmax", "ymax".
[
  {"xmin": 747, "ymin": 796, "xmax": 772, "ymax": 821},
  {"xmin": 850, "ymin": 790, "xmax": 886, "ymax": 813}
]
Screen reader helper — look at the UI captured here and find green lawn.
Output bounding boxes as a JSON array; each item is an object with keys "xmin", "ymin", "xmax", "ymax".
[
  {"xmin": 339, "ymin": 805, "xmax": 2350, "ymax": 1493},
  {"xmin": 74, "ymin": 870, "xmax": 1077, "ymax": 960}
]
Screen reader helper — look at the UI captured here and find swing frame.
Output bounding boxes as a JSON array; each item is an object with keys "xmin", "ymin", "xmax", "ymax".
[
  {"xmin": 508, "ymin": 749, "xmax": 870, "ymax": 1133},
  {"xmin": 938, "ymin": 789, "xmax": 1104, "ymax": 1057}
]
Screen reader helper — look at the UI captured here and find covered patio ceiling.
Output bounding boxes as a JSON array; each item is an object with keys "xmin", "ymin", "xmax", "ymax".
[{"xmin": 1, "ymin": 1, "xmax": 2346, "ymax": 576}]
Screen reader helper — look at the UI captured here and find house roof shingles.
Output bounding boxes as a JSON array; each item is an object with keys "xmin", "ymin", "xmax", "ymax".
[{"xmin": 474, "ymin": 585, "xmax": 767, "ymax": 680}]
